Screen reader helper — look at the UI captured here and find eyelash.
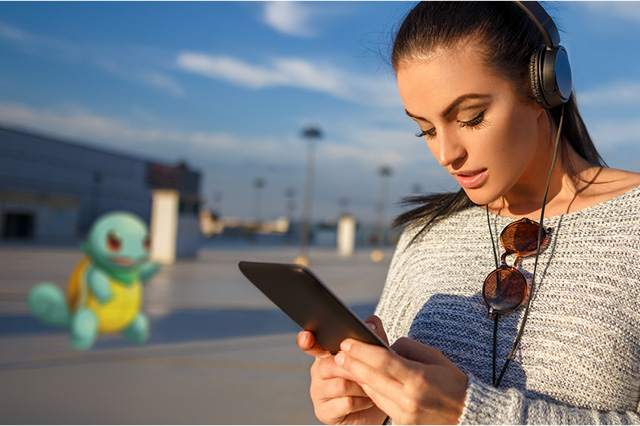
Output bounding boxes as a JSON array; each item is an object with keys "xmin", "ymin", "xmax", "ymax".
[{"xmin": 415, "ymin": 110, "xmax": 486, "ymax": 139}]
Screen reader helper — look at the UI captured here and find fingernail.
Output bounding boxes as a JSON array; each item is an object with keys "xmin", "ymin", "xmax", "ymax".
[
  {"xmin": 366, "ymin": 322, "xmax": 377, "ymax": 331},
  {"xmin": 341, "ymin": 339, "xmax": 352, "ymax": 352},
  {"xmin": 335, "ymin": 352, "xmax": 345, "ymax": 366}
]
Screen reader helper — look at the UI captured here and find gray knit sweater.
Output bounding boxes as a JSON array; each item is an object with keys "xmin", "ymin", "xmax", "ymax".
[{"xmin": 375, "ymin": 185, "xmax": 640, "ymax": 424}]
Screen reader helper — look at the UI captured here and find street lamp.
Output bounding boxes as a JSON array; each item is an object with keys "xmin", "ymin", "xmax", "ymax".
[
  {"xmin": 339, "ymin": 197, "xmax": 349, "ymax": 216},
  {"xmin": 285, "ymin": 187, "xmax": 296, "ymax": 245},
  {"xmin": 253, "ymin": 177, "xmax": 265, "ymax": 225},
  {"xmin": 372, "ymin": 165, "xmax": 392, "ymax": 262},
  {"xmin": 296, "ymin": 126, "xmax": 323, "ymax": 266},
  {"xmin": 212, "ymin": 191, "xmax": 223, "ymax": 216}
]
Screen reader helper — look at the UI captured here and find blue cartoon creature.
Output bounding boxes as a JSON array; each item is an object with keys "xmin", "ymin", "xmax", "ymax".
[{"xmin": 28, "ymin": 211, "xmax": 160, "ymax": 350}]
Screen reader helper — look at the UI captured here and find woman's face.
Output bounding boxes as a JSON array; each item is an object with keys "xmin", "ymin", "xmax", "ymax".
[{"xmin": 396, "ymin": 43, "xmax": 547, "ymax": 207}]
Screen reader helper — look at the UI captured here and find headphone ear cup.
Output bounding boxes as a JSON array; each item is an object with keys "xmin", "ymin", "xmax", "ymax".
[
  {"xmin": 529, "ymin": 46, "xmax": 549, "ymax": 109},
  {"xmin": 529, "ymin": 45, "xmax": 573, "ymax": 109}
]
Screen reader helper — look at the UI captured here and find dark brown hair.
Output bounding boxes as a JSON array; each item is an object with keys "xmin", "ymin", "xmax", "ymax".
[{"xmin": 392, "ymin": 2, "xmax": 607, "ymax": 233}]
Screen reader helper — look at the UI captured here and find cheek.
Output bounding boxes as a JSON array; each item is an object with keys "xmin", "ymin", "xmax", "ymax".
[
  {"xmin": 425, "ymin": 139, "xmax": 438, "ymax": 159},
  {"xmin": 505, "ymin": 120, "xmax": 540, "ymax": 165},
  {"xmin": 487, "ymin": 107, "xmax": 539, "ymax": 160},
  {"xmin": 485, "ymin": 122, "xmax": 541, "ymax": 193}
]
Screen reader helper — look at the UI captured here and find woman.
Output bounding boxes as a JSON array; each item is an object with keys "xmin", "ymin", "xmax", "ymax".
[{"xmin": 298, "ymin": 2, "xmax": 640, "ymax": 424}]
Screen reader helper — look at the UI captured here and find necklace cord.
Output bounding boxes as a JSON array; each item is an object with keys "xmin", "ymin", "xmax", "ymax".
[
  {"xmin": 493, "ymin": 104, "xmax": 565, "ymax": 387},
  {"xmin": 487, "ymin": 205, "xmax": 499, "ymax": 268}
]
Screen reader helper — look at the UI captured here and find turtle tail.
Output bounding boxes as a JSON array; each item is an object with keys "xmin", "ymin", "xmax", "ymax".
[{"xmin": 28, "ymin": 283, "xmax": 71, "ymax": 327}]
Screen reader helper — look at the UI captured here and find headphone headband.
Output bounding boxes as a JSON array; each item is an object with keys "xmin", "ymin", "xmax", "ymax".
[
  {"xmin": 514, "ymin": 1, "xmax": 560, "ymax": 47},
  {"xmin": 513, "ymin": 1, "xmax": 572, "ymax": 108}
]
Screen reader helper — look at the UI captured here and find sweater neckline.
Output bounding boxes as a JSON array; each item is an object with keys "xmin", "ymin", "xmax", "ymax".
[{"xmin": 476, "ymin": 184, "xmax": 640, "ymax": 222}]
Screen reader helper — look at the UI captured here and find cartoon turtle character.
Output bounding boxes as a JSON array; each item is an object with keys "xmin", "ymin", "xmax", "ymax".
[{"xmin": 28, "ymin": 211, "xmax": 160, "ymax": 350}]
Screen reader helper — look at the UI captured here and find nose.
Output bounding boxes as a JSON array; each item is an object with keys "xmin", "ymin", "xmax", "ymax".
[{"xmin": 430, "ymin": 131, "xmax": 467, "ymax": 168}]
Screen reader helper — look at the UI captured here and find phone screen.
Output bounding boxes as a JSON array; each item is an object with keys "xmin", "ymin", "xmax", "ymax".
[{"xmin": 238, "ymin": 261, "xmax": 389, "ymax": 354}]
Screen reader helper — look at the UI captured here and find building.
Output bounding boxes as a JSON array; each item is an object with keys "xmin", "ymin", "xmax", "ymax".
[{"xmin": 0, "ymin": 126, "xmax": 202, "ymax": 259}]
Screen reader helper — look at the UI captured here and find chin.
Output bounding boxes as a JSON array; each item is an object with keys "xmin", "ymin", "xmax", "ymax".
[{"xmin": 460, "ymin": 186, "xmax": 499, "ymax": 207}]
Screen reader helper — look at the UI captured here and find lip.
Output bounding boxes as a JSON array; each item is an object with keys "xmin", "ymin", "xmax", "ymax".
[{"xmin": 453, "ymin": 169, "xmax": 487, "ymax": 189}]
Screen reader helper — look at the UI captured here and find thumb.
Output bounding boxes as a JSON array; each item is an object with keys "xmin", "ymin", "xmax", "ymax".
[
  {"xmin": 364, "ymin": 314, "xmax": 389, "ymax": 346},
  {"xmin": 297, "ymin": 331, "xmax": 332, "ymax": 359}
]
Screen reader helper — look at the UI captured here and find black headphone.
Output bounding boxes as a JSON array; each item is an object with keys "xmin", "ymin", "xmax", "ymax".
[{"xmin": 514, "ymin": 1, "xmax": 573, "ymax": 109}]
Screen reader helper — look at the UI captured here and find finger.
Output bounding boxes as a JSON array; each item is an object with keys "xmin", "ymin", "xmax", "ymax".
[
  {"xmin": 392, "ymin": 338, "xmax": 469, "ymax": 402},
  {"xmin": 312, "ymin": 353, "xmax": 359, "ymax": 382},
  {"xmin": 337, "ymin": 340, "xmax": 430, "ymax": 421},
  {"xmin": 336, "ymin": 339, "xmax": 404, "ymax": 394},
  {"xmin": 342, "ymin": 338, "xmax": 412, "ymax": 380},
  {"xmin": 297, "ymin": 331, "xmax": 332, "ymax": 359},
  {"xmin": 333, "ymin": 343, "xmax": 403, "ymax": 420},
  {"xmin": 357, "ymin": 382, "xmax": 398, "ymax": 419},
  {"xmin": 311, "ymin": 376, "xmax": 369, "ymax": 400},
  {"xmin": 314, "ymin": 396, "xmax": 376, "ymax": 424},
  {"xmin": 364, "ymin": 315, "xmax": 389, "ymax": 345}
]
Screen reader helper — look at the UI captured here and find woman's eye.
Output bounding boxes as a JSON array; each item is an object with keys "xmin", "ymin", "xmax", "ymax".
[
  {"xmin": 415, "ymin": 127, "xmax": 436, "ymax": 138},
  {"xmin": 458, "ymin": 110, "xmax": 485, "ymax": 128}
]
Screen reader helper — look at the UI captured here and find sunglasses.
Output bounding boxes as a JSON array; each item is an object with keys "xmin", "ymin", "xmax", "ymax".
[
  {"xmin": 483, "ymin": 217, "xmax": 552, "ymax": 386},
  {"xmin": 483, "ymin": 218, "xmax": 551, "ymax": 315}
]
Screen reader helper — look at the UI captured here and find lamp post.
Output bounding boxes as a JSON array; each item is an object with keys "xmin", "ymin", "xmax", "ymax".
[
  {"xmin": 252, "ymin": 178, "xmax": 265, "ymax": 225},
  {"xmin": 339, "ymin": 197, "xmax": 349, "ymax": 216},
  {"xmin": 248, "ymin": 178, "xmax": 266, "ymax": 245},
  {"xmin": 212, "ymin": 191, "xmax": 223, "ymax": 216},
  {"xmin": 371, "ymin": 165, "xmax": 392, "ymax": 262},
  {"xmin": 285, "ymin": 187, "xmax": 296, "ymax": 245},
  {"xmin": 296, "ymin": 126, "xmax": 323, "ymax": 266}
]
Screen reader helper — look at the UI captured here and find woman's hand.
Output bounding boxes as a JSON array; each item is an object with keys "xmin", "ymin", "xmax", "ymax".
[
  {"xmin": 335, "ymin": 335, "xmax": 468, "ymax": 425},
  {"xmin": 297, "ymin": 315, "xmax": 389, "ymax": 425}
]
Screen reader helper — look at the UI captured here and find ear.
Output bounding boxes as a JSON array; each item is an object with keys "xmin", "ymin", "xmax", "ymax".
[
  {"xmin": 533, "ymin": 99, "xmax": 547, "ymax": 120},
  {"xmin": 531, "ymin": 101, "xmax": 550, "ymax": 130}
]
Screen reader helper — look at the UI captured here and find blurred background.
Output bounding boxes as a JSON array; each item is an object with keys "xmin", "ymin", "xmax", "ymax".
[
  {"xmin": 1, "ymin": 1, "xmax": 639, "ymax": 250},
  {"xmin": 1, "ymin": 1, "xmax": 639, "ymax": 424}
]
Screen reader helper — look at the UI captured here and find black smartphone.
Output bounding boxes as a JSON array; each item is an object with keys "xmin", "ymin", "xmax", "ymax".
[{"xmin": 238, "ymin": 261, "xmax": 389, "ymax": 354}]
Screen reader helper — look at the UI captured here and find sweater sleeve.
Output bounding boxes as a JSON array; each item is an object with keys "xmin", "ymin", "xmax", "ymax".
[{"xmin": 460, "ymin": 374, "xmax": 640, "ymax": 425}]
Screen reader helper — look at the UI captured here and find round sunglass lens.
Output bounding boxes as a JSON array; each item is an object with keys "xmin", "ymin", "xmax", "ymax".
[
  {"xmin": 483, "ymin": 266, "xmax": 528, "ymax": 315},
  {"xmin": 500, "ymin": 219, "xmax": 545, "ymax": 255}
]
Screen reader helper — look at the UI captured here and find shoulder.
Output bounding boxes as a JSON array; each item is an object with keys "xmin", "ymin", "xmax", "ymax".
[
  {"xmin": 595, "ymin": 168, "xmax": 640, "ymax": 192},
  {"xmin": 394, "ymin": 206, "xmax": 484, "ymax": 254},
  {"xmin": 569, "ymin": 168, "xmax": 640, "ymax": 213},
  {"xmin": 590, "ymin": 168, "xmax": 640, "ymax": 194},
  {"xmin": 571, "ymin": 169, "xmax": 640, "ymax": 243}
]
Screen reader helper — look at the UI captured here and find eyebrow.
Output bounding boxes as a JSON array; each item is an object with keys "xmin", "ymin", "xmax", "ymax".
[{"xmin": 405, "ymin": 94, "xmax": 491, "ymax": 122}]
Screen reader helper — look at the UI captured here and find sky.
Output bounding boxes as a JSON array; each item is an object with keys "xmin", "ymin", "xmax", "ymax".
[{"xmin": 0, "ymin": 1, "xmax": 640, "ymax": 226}]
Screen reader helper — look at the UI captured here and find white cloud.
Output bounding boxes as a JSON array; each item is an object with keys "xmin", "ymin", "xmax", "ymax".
[
  {"xmin": 0, "ymin": 22, "xmax": 30, "ymax": 41},
  {"xmin": 144, "ymin": 71, "xmax": 185, "ymax": 97},
  {"xmin": 176, "ymin": 53, "xmax": 284, "ymax": 89},
  {"xmin": 176, "ymin": 51, "xmax": 401, "ymax": 107},
  {"xmin": 322, "ymin": 127, "xmax": 420, "ymax": 168},
  {"xmin": 0, "ymin": 101, "xmax": 243, "ymax": 159},
  {"xmin": 0, "ymin": 100, "xmax": 451, "ymax": 222},
  {"xmin": 262, "ymin": 2, "xmax": 317, "ymax": 38},
  {"xmin": 0, "ymin": 22, "xmax": 185, "ymax": 97},
  {"xmin": 590, "ymin": 119, "xmax": 640, "ymax": 149},
  {"xmin": 588, "ymin": 118, "xmax": 640, "ymax": 172},
  {"xmin": 0, "ymin": 100, "xmax": 418, "ymax": 169},
  {"xmin": 322, "ymin": 142, "xmax": 407, "ymax": 169},
  {"xmin": 578, "ymin": 81, "xmax": 640, "ymax": 106},
  {"xmin": 584, "ymin": 2, "xmax": 640, "ymax": 25}
]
